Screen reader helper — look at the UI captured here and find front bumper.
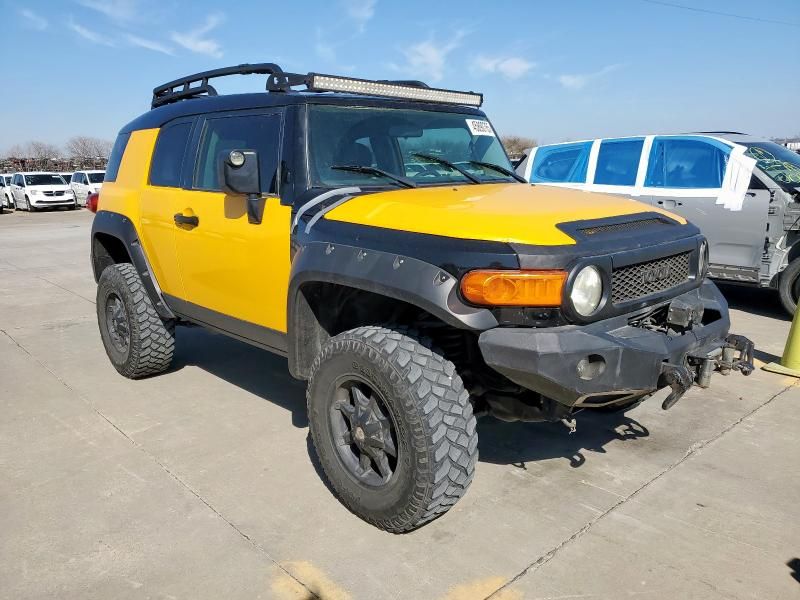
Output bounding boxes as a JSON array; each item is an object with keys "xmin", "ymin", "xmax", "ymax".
[
  {"xmin": 30, "ymin": 196, "xmax": 75, "ymax": 207},
  {"xmin": 478, "ymin": 281, "xmax": 753, "ymax": 408}
]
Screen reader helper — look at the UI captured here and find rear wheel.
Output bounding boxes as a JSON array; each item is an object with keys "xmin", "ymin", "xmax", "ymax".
[
  {"xmin": 96, "ymin": 263, "xmax": 175, "ymax": 379},
  {"xmin": 778, "ymin": 258, "xmax": 800, "ymax": 317},
  {"xmin": 307, "ymin": 326, "xmax": 478, "ymax": 533}
]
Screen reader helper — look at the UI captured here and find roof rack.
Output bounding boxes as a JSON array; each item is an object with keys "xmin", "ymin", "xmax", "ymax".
[{"xmin": 151, "ymin": 63, "xmax": 483, "ymax": 109}]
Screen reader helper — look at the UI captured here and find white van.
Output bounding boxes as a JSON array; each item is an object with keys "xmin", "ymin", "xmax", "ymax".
[
  {"xmin": 516, "ymin": 133, "xmax": 800, "ymax": 314},
  {"xmin": 69, "ymin": 170, "xmax": 105, "ymax": 206},
  {"xmin": 10, "ymin": 172, "xmax": 77, "ymax": 211},
  {"xmin": 0, "ymin": 175, "xmax": 13, "ymax": 210}
]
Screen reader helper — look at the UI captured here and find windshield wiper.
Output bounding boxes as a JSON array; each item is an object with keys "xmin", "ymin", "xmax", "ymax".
[
  {"xmin": 412, "ymin": 153, "xmax": 481, "ymax": 184},
  {"xmin": 330, "ymin": 165, "xmax": 416, "ymax": 188},
  {"xmin": 468, "ymin": 160, "xmax": 527, "ymax": 183}
]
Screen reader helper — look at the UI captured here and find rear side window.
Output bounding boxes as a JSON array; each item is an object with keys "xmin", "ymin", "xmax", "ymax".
[
  {"xmin": 593, "ymin": 138, "xmax": 644, "ymax": 186},
  {"xmin": 105, "ymin": 132, "xmax": 131, "ymax": 182},
  {"xmin": 530, "ymin": 142, "xmax": 592, "ymax": 183},
  {"xmin": 645, "ymin": 137, "xmax": 730, "ymax": 189},
  {"xmin": 150, "ymin": 122, "xmax": 192, "ymax": 187},
  {"xmin": 194, "ymin": 113, "xmax": 282, "ymax": 193}
]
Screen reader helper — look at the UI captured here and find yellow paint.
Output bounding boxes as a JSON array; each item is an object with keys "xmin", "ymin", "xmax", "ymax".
[
  {"xmin": 99, "ymin": 127, "xmax": 291, "ymax": 331},
  {"xmin": 441, "ymin": 576, "xmax": 522, "ymax": 600},
  {"xmin": 171, "ymin": 191, "xmax": 291, "ymax": 331},
  {"xmin": 270, "ymin": 561, "xmax": 351, "ymax": 600},
  {"xmin": 326, "ymin": 183, "xmax": 686, "ymax": 245}
]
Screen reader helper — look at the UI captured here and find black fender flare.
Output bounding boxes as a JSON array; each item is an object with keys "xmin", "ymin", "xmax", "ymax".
[
  {"xmin": 286, "ymin": 241, "xmax": 497, "ymax": 377},
  {"xmin": 90, "ymin": 210, "xmax": 175, "ymax": 319}
]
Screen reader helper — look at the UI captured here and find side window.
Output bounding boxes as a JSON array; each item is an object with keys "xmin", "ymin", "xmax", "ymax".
[
  {"xmin": 529, "ymin": 142, "xmax": 592, "ymax": 184},
  {"xmin": 149, "ymin": 121, "xmax": 192, "ymax": 187},
  {"xmin": 645, "ymin": 137, "xmax": 730, "ymax": 189},
  {"xmin": 105, "ymin": 132, "xmax": 131, "ymax": 182},
  {"xmin": 194, "ymin": 113, "xmax": 282, "ymax": 193},
  {"xmin": 593, "ymin": 138, "xmax": 644, "ymax": 186}
]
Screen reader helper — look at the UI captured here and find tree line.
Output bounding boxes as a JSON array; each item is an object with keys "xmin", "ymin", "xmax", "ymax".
[{"xmin": 2, "ymin": 136, "xmax": 113, "ymax": 171}]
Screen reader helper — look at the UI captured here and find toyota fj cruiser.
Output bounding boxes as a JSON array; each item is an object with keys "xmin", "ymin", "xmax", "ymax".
[{"xmin": 91, "ymin": 63, "xmax": 754, "ymax": 532}]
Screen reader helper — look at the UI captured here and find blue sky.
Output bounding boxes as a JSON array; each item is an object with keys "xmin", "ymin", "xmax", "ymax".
[{"xmin": 2, "ymin": 0, "xmax": 798, "ymax": 152}]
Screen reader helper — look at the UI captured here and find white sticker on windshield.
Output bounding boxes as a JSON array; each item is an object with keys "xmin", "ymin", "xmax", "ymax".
[{"xmin": 466, "ymin": 119, "xmax": 495, "ymax": 137}]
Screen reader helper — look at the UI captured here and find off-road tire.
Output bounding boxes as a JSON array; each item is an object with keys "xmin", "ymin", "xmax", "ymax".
[
  {"xmin": 778, "ymin": 258, "xmax": 800, "ymax": 317},
  {"xmin": 96, "ymin": 263, "xmax": 175, "ymax": 379},
  {"xmin": 307, "ymin": 325, "xmax": 478, "ymax": 533}
]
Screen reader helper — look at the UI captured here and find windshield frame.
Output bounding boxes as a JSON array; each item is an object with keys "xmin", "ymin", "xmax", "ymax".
[{"xmin": 302, "ymin": 99, "xmax": 516, "ymax": 194}]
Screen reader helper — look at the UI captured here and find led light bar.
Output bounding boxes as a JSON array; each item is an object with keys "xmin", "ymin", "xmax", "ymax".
[{"xmin": 309, "ymin": 74, "xmax": 483, "ymax": 107}]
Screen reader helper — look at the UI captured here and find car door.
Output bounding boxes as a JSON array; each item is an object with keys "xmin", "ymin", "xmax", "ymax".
[
  {"xmin": 78, "ymin": 173, "xmax": 88, "ymax": 201},
  {"xmin": 642, "ymin": 136, "xmax": 766, "ymax": 273},
  {"xmin": 71, "ymin": 173, "xmax": 81, "ymax": 200},
  {"xmin": 12, "ymin": 174, "xmax": 23, "ymax": 202},
  {"xmin": 171, "ymin": 109, "xmax": 292, "ymax": 340},
  {"xmin": 137, "ymin": 118, "xmax": 196, "ymax": 301}
]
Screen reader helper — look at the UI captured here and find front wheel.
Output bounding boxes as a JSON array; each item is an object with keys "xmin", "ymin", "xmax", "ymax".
[
  {"xmin": 778, "ymin": 258, "xmax": 800, "ymax": 317},
  {"xmin": 307, "ymin": 326, "xmax": 478, "ymax": 533},
  {"xmin": 96, "ymin": 263, "xmax": 176, "ymax": 379}
]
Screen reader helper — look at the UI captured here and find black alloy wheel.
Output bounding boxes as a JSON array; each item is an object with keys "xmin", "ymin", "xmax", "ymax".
[{"xmin": 330, "ymin": 377, "xmax": 398, "ymax": 486}]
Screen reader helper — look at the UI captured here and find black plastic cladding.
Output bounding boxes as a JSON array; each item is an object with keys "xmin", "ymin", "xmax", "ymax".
[{"xmin": 91, "ymin": 210, "xmax": 175, "ymax": 320}]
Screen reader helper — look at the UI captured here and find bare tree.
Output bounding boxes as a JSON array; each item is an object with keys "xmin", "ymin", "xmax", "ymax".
[
  {"xmin": 3, "ymin": 144, "xmax": 27, "ymax": 158},
  {"xmin": 22, "ymin": 141, "xmax": 62, "ymax": 170},
  {"xmin": 66, "ymin": 136, "xmax": 114, "ymax": 161},
  {"xmin": 501, "ymin": 135, "xmax": 538, "ymax": 158}
]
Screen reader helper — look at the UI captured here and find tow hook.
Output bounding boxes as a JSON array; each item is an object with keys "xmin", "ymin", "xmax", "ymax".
[
  {"xmin": 721, "ymin": 334, "xmax": 755, "ymax": 376},
  {"xmin": 661, "ymin": 363, "xmax": 694, "ymax": 410}
]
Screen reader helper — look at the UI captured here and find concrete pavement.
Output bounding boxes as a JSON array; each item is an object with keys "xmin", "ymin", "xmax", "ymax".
[{"xmin": 1, "ymin": 209, "xmax": 798, "ymax": 599}]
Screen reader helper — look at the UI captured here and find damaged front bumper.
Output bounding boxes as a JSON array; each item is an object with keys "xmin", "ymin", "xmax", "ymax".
[{"xmin": 478, "ymin": 281, "xmax": 754, "ymax": 410}]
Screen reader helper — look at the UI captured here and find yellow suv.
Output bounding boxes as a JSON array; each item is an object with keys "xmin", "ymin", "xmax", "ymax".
[{"xmin": 91, "ymin": 64, "xmax": 754, "ymax": 532}]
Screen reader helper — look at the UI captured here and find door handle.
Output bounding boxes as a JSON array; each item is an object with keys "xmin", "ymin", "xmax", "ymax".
[{"xmin": 174, "ymin": 213, "xmax": 199, "ymax": 228}]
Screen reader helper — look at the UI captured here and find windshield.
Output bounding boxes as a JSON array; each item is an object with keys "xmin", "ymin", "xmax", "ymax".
[
  {"xmin": 88, "ymin": 172, "xmax": 105, "ymax": 183},
  {"xmin": 308, "ymin": 105, "xmax": 515, "ymax": 188},
  {"xmin": 743, "ymin": 142, "xmax": 800, "ymax": 188},
  {"xmin": 25, "ymin": 174, "xmax": 67, "ymax": 186}
]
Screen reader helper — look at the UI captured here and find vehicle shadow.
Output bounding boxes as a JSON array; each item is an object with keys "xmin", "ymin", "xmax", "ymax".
[
  {"xmin": 172, "ymin": 325, "xmax": 652, "ymax": 470},
  {"xmin": 477, "ymin": 410, "xmax": 650, "ymax": 469},
  {"xmin": 171, "ymin": 324, "xmax": 309, "ymax": 428},
  {"xmin": 717, "ymin": 282, "xmax": 789, "ymax": 321}
]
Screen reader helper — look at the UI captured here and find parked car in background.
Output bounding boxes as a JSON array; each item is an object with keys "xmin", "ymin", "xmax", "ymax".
[
  {"xmin": 60, "ymin": 172, "xmax": 74, "ymax": 185},
  {"xmin": 10, "ymin": 172, "xmax": 77, "ymax": 211},
  {"xmin": 0, "ymin": 174, "xmax": 13, "ymax": 210},
  {"xmin": 70, "ymin": 170, "xmax": 105, "ymax": 206},
  {"xmin": 516, "ymin": 133, "xmax": 800, "ymax": 315}
]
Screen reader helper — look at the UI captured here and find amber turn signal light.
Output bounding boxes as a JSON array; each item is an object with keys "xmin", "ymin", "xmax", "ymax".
[{"xmin": 461, "ymin": 269, "xmax": 567, "ymax": 307}]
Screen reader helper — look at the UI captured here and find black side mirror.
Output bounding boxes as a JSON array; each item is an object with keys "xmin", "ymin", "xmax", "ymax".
[
  {"xmin": 220, "ymin": 150, "xmax": 263, "ymax": 224},
  {"xmin": 221, "ymin": 149, "xmax": 260, "ymax": 195}
]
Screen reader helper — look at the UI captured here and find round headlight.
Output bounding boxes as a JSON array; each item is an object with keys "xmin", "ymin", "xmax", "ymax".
[
  {"xmin": 699, "ymin": 240, "xmax": 709, "ymax": 278},
  {"xmin": 571, "ymin": 265, "xmax": 603, "ymax": 316}
]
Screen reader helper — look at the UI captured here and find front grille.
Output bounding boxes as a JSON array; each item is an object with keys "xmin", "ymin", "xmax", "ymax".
[
  {"xmin": 42, "ymin": 191, "xmax": 64, "ymax": 197},
  {"xmin": 580, "ymin": 217, "xmax": 672, "ymax": 237},
  {"xmin": 611, "ymin": 252, "xmax": 691, "ymax": 304}
]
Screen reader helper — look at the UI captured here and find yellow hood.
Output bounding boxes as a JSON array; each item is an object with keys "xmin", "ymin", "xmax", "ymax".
[{"xmin": 325, "ymin": 183, "xmax": 684, "ymax": 246}]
